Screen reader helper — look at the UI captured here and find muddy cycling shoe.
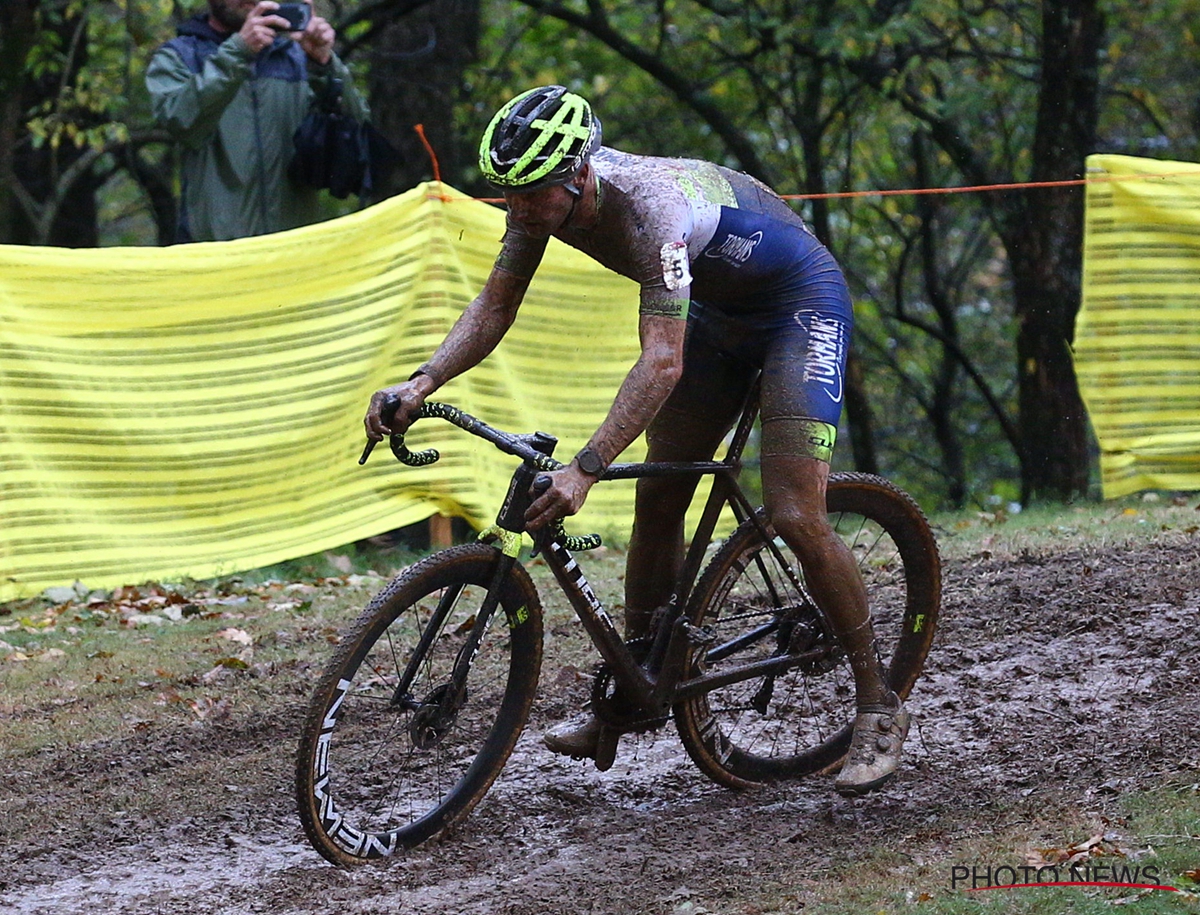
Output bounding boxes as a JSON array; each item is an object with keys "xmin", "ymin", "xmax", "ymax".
[
  {"xmin": 542, "ymin": 713, "xmax": 618, "ymax": 771},
  {"xmin": 834, "ymin": 698, "xmax": 911, "ymax": 797}
]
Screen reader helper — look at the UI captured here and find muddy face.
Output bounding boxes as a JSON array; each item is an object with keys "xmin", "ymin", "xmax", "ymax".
[{"xmin": 503, "ymin": 185, "xmax": 578, "ymax": 239}]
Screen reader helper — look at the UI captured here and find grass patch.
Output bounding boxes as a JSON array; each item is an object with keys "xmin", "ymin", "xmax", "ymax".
[
  {"xmin": 932, "ymin": 492, "xmax": 1200, "ymax": 562},
  {"xmin": 0, "ymin": 570, "xmax": 391, "ymax": 754},
  {"xmin": 0, "ymin": 536, "xmax": 617, "ymax": 757}
]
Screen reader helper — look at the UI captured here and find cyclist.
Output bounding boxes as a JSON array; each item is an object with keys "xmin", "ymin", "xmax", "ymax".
[{"xmin": 365, "ymin": 85, "xmax": 908, "ymax": 796}]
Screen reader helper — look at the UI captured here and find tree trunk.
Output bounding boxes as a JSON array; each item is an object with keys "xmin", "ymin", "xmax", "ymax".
[
  {"xmin": 363, "ymin": 0, "xmax": 481, "ymax": 196},
  {"xmin": 915, "ymin": 134, "xmax": 967, "ymax": 507},
  {"xmin": 0, "ymin": 0, "xmax": 37, "ymax": 244},
  {"xmin": 4, "ymin": 5, "xmax": 102, "ymax": 247},
  {"xmin": 1001, "ymin": 0, "xmax": 1103, "ymax": 501}
]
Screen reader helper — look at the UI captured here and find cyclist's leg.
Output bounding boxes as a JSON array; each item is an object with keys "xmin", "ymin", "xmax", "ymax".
[
  {"xmin": 757, "ymin": 268, "xmax": 908, "ymax": 794},
  {"xmin": 760, "ymin": 451, "xmax": 888, "ymax": 704},
  {"xmin": 625, "ymin": 316, "xmax": 754, "ymax": 637}
]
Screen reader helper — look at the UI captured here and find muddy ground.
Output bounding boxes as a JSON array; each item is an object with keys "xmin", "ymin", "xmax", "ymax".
[{"xmin": 3, "ymin": 537, "xmax": 1199, "ymax": 914}]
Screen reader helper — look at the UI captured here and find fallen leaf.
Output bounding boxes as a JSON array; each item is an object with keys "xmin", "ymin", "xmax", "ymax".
[
  {"xmin": 123, "ymin": 614, "xmax": 165, "ymax": 627},
  {"xmin": 216, "ymin": 627, "xmax": 253, "ymax": 646},
  {"xmin": 187, "ymin": 696, "xmax": 232, "ymax": 720}
]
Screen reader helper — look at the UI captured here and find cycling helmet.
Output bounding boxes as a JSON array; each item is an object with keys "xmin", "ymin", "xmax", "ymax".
[{"xmin": 478, "ymin": 86, "xmax": 602, "ymax": 191}]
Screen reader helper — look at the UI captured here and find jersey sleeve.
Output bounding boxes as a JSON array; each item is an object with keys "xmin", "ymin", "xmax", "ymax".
[
  {"xmin": 493, "ymin": 217, "xmax": 549, "ymax": 278},
  {"xmin": 637, "ymin": 242, "xmax": 692, "ymax": 319},
  {"xmin": 631, "ymin": 206, "xmax": 694, "ymax": 320}
]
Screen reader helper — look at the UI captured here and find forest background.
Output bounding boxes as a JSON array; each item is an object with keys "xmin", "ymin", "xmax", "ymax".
[{"xmin": 0, "ymin": 0, "xmax": 1195, "ymax": 513}]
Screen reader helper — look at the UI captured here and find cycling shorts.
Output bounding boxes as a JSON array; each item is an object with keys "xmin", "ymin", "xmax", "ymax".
[{"xmin": 650, "ymin": 217, "xmax": 853, "ymax": 464}]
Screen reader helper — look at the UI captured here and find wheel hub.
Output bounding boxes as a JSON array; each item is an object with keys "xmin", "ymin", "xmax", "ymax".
[{"xmin": 408, "ymin": 683, "xmax": 465, "ymax": 748}]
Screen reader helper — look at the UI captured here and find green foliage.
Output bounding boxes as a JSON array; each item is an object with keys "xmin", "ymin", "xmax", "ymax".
[{"xmin": 23, "ymin": 0, "xmax": 175, "ymax": 150}]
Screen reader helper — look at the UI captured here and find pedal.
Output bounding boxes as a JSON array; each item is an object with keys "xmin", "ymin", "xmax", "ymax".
[{"xmin": 593, "ymin": 725, "xmax": 619, "ymax": 772}]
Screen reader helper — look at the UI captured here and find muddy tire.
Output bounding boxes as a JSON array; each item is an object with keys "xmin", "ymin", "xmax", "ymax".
[
  {"xmin": 674, "ymin": 472, "xmax": 941, "ymax": 788},
  {"xmin": 295, "ymin": 544, "xmax": 543, "ymax": 864}
]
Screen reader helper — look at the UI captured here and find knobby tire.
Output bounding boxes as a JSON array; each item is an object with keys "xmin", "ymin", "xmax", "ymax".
[
  {"xmin": 295, "ymin": 543, "xmax": 543, "ymax": 864},
  {"xmin": 674, "ymin": 472, "xmax": 941, "ymax": 788}
]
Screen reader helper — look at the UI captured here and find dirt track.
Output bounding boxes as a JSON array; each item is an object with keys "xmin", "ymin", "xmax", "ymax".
[{"xmin": 3, "ymin": 538, "xmax": 1199, "ymax": 914}]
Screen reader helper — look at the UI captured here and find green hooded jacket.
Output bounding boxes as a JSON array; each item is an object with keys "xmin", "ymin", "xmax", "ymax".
[{"xmin": 146, "ymin": 14, "xmax": 370, "ymax": 242}]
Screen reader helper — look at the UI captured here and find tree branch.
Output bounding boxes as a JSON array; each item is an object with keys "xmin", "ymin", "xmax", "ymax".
[
  {"xmin": 21, "ymin": 128, "xmax": 171, "ymax": 244},
  {"xmin": 514, "ymin": 0, "xmax": 775, "ymax": 184}
]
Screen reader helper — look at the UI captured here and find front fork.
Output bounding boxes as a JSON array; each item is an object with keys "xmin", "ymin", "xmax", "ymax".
[{"xmin": 405, "ymin": 435, "xmax": 558, "ymax": 739}]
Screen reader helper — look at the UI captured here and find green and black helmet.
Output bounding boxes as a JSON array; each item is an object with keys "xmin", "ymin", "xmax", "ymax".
[{"xmin": 478, "ymin": 86, "xmax": 602, "ymax": 191}]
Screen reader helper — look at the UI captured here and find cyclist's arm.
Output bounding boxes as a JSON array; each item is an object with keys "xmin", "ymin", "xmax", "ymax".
[
  {"xmin": 570, "ymin": 241, "xmax": 693, "ymax": 467},
  {"xmin": 586, "ymin": 311, "xmax": 686, "ymax": 464},
  {"xmin": 364, "ymin": 265, "xmax": 533, "ymax": 439},
  {"xmin": 415, "ymin": 267, "xmax": 532, "ymax": 389},
  {"xmin": 524, "ymin": 303, "xmax": 688, "ymax": 532}
]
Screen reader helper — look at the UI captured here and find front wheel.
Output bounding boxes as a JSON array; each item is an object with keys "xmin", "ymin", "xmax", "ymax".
[
  {"xmin": 295, "ymin": 543, "xmax": 543, "ymax": 865},
  {"xmin": 674, "ymin": 472, "xmax": 941, "ymax": 788}
]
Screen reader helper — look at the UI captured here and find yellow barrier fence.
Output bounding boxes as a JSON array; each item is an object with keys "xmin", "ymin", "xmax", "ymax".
[
  {"xmin": 1076, "ymin": 154, "xmax": 1200, "ymax": 498},
  {"xmin": 0, "ymin": 183, "xmax": 645, "ymax": 601}
]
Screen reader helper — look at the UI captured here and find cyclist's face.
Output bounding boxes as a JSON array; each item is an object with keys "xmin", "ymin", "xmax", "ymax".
[{"xmin": 503, "ymin": 184, "xmax": 576, "ymax": 238}]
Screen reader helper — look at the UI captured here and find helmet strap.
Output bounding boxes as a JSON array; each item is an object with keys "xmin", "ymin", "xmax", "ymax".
[{"xmin": 562, "ymin": 187, "xmax": 580, "ymax": 229}]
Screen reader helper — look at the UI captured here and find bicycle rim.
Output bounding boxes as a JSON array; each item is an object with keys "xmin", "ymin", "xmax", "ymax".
[
  {"xmin": 295, "ymin": 544, "xmax": 543, "ymax": 864},
  {"xmin": 674, "ymin": 472, "xmax": 941, "ymax": 788}
]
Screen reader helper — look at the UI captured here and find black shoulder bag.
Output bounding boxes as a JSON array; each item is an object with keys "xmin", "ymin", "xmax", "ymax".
[{"xmin": 289, "ymin": 77, "xmax": 400, "ymax": 200}]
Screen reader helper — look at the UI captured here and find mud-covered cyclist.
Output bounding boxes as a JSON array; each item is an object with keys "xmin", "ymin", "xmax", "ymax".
[{"xmin": 364, "ymin": 86, "xmax": 908, "ymax": 796}]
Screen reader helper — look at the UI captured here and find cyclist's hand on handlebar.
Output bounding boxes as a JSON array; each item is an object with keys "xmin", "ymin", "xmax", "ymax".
[
  {"xmin": 364, "ymin": 377, "xmax": 433, "ymax": 441},
  {"xmin": 525, "ymin": 467, "xmax": 594, "ymax": 532}
]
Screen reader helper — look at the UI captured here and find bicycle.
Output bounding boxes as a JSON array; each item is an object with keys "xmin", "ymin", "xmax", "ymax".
[{"xmin": 295, "ymin": 385, "xmax": 941, "ymax": 865}]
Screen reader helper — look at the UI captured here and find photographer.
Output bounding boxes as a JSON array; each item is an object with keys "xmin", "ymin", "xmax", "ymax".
[{"xmin": 147, "ymin": 0, "xmax": 369, "ymax": 242}]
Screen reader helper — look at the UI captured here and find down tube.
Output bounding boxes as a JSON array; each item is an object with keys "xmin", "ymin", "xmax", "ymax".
[{"xmin": 540, "ymin": 538, "xmax": 656, "ymax": 708}]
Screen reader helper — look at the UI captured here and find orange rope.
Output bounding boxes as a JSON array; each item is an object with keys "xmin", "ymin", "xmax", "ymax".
[
  {"xmin": 414, "ymin": 123, "xmax": 456, "ymax": 203},
  {"xmin": 409, "ymin": 127, "xmax": 1196, "ymax": 206},
  {"xmin": 781, "ymin": 170, "xmax": 1196, "ymax": 201},
  {"xmin": 413, "ymin": 123, "xmax": 441, "ymax": 183}
]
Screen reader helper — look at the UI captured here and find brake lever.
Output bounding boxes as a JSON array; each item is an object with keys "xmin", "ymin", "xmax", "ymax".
[{"xmin": 358, "ymin": 439, "xmax": 379, "ymax": 465}]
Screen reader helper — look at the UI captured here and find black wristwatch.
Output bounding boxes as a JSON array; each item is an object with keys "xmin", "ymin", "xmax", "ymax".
[{"xmin": 575, "ymin": 447, "xmax": 605, "ymax": 477}]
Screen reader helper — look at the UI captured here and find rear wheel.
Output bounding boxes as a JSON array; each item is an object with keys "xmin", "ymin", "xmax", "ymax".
[
  {"xmin": 295, "ymin": 543, "xmax": 543, "ymax": 864},
  {"xmin": 674, "ymin": 473, "xmax": 940, "ymax": 788}
]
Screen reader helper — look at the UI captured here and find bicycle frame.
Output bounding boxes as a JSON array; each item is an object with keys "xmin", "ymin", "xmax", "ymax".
[{"xmin": 380, "ymin": 378, "xmax": 818, "ymax": 726}]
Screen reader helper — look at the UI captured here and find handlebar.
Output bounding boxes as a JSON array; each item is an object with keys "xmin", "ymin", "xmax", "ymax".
[
  {"xmin": 360, "ymin": 400, "xmax": 601, "ymax": 552},
  {"xmin": 361, "ymin": 401, "xmax": 564, "ymax": 471}
]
